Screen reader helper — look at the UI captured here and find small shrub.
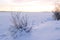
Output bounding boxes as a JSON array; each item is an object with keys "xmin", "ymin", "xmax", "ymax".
[
  {"xmin": 53, "ymin": 12, "xmax": 60, "ymax": 20},
  {"xmin": 53, "ymin": 3, "xmax": 60, "ymax": 20},
  {"xmin": 9, "ymin": 12, "xmax": 32, "ymax": 38}
]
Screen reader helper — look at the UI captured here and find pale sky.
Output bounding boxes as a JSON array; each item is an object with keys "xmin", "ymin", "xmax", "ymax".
[{"xmin": 0, "ymin": 0, "xmax": 59, "ymax": 12}]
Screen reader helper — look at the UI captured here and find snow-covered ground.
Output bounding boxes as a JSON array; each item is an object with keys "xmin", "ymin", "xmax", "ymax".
[{"xmin": 0, "ymin": 11, "xmax": 60, "ymax": 40}]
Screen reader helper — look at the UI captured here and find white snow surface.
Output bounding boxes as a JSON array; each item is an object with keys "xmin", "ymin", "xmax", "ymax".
[{"xmin": 0, "ymin": 12, "xmax": 60, "ymax": 40}]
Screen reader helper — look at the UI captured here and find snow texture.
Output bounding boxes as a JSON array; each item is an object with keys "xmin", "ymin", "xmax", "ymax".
[{"xmin": 0, "ymin": 12, "xmax": 60, "ymax": 40}]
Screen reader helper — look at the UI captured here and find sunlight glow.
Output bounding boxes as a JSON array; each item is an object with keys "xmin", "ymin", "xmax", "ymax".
[{"xmin": 0, "ymin": 0, "xmax": 56, "ymax": 12}]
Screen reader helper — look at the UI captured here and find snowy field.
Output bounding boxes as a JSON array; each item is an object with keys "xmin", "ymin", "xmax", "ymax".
[{"xmin": 0, "ymin": 11, "xmax": 60, "ymax": 40}]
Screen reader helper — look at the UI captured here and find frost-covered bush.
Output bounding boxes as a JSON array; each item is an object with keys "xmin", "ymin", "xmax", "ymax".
[
  {"xmin": 9, "ymin": 12, "xmax": 32, "ymax": 38},
  {"xmin": 53, "ymin": 12, "xmax": 60, "ymax": 20},
  {"xmin": 53, "ymin": 3, "xmax": 60, "ymax": 20}
]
